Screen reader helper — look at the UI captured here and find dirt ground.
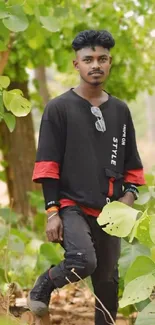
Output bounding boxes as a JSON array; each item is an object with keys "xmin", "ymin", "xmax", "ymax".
[{"xmin": 0, "ymin": 283, "xmax": 133, "ymax": 325}]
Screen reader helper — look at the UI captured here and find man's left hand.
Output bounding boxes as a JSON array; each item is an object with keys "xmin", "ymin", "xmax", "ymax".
[{"xmin": 118, "ymin": 191, "xmax": 135, "ymax": 207}]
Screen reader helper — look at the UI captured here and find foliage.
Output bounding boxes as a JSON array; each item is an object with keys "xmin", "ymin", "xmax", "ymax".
[
  {"xmin": 0, "ymin": 75, "xmax": 31, "ymax": 132},
  {"xmin": 98, "ymin": 172, "xmax": 155, "ymax": 322},
  {"xmin": 0, "ymin": 0, "xmax": 154, "ymax": 101},
  {"xmin": 0, "ymin": 317, "xmax": 19, "ymax": 325},
  {"xmin": 0, "ymin": 192, "xmax": 64, "ymax": 291}
]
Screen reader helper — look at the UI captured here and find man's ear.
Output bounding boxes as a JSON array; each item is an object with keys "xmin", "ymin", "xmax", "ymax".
[
  {"xmin": 109, "ymin": 56, "xmax": 112, "ymax": 65},
  {"xmin": 73, "ymin": 59, "xmax": 79, "ymax": 71}
]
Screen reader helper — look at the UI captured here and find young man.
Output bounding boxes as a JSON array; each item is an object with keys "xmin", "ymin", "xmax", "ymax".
[{"xmin": 29, "ymin": 30, "xmax": 145, "ymax": 324}]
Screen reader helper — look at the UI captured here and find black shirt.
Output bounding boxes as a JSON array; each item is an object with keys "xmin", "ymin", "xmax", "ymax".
[{"xmin": 33, "ymin": 89, "xmax": 143, "ymax": 210}]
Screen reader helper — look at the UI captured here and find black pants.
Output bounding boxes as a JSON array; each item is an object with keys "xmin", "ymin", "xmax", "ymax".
[{"xmin": 50, "ymin": 206, "xmax": 121, "ymax": 325}]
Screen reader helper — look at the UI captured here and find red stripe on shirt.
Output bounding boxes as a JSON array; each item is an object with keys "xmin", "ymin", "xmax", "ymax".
[
  {"xmin": 60, "ymin": 198, "xmax": 101, "ymax": 217},
  {"xmin": 124, "ymin": 168, "xmax": 145, "ymax": 185},
  {"xmin": 32, "ymin": 161, "xmax": 60, "ymax": 182}
]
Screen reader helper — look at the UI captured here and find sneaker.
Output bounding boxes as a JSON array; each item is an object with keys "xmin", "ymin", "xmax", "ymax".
[{"xmin": 27, "ymin": 270, "xmax": 54, "ymax": 316}]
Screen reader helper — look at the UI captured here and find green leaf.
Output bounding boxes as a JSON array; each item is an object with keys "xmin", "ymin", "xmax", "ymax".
[
  {"xmin": 40, "ymin": 16, "xmax": 60, "ymax": 32},
  {"xmin": 0, "ymin": 21, "xmax": 10, "ymax": 51},
  {"xmin": 0, "ymin": 2, "xmax": 9, "ymax": 19},
  {"xmin": 3, "ymin": 5, "xmax": 29, "ymax": 32},
  {"xmin": 3, "ymin": 89, "xmax": 31, "ymax": 116},
  {"xmin": 136, "ymin": 212, "xmax": 154, "ymax": 248},
  {"xmin": 119, "ymin": 239, "xmax": 150, "ymax": 278},
  {"xmin": 3, "ymin": 112, "xmax": 16, "ymax": 132},
  {"xmin": 3, "ymin": 90, "xmax": 15, "ymax": 110},
  {"xmin": 98, "ymin": 201, "xmax": 140, "ymax": 237},
  {"xmin": 119, "ymin": 274, "xmax": 155, "ymax": 308},
  {"xmin": 0, "ymin": 76, "xmax": 10, "ymax": 88},
  {"xmin": 145, "ymin": 174, "xmax": 155, "ymax": 187},
  {"xmin": 8, "ymin": 234, "xmax": 25, "ymax": 253},
  {"xmin": 129, "ymin": 219, "xmax": 140, "ymax": 243},
  {"xmin": 54, "ymin": 7, "xmax": 69, "ymax": 18},
  {"xmin": 40, "ymin": 242, "xmax": 63, "ymax": 265},
  {"xmin": 135, "ymin": 298, "xmax": 151, "ymax": 312},
  {"xmin": 150, "ymin": 246, "xmax": 155, "ymax": 262},
  {"xmin": 9, "ymin": 95, "xmax": 31, "ymax": 117},
  {"xmin": 26, "ymin": 239, "xmax": 43, "ymax": 254},
  {"xmin": 149, "ymin": 215, "xmax": 155, "ymax": 244},
  {"xmin": 125, "ymin": 256, "xmax": 155, "ymax": 285},
  {"xmin": 136, "ymin": 187, "xmax": 151, "ymax": 205},
  {"xmin": 135, "ymin": 301, "xmax": 155, "ymax": 325},
  {"xmin": 0, "ymin": 92, "xmax": 4, "ymax": 114}
]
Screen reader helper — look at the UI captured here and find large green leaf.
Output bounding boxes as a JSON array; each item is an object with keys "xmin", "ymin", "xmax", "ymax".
[
  {"xmin": 3, "ymin": 89, "xmax": 23, "ymax": 110},
  {"xmin": 149, "ymin": 215, "xmax": 155, "ymax": 244},
  {"xmin": 3, "ymin": 5, "xmax": 29, "ymax": 32},
  {"xmin": 125, "ymin": 256, "xmax": 155, "ymax": 285},
  {"xmin": 3, "ymin": 112, "xmax": 16, "ymax": 132},
  {"xmin": 119, "ymin": 274, "xmax": 155, "ymax": 308},
  {"xmin": 98, "ymin": 201, "xmax": 140, "ymax": 237},
  {"xmin": 0, "ymin": 2, "xmax": 9, "ymax": 19},
  {"xmin": 3, "ymin": 89, "xmax": 31, "ymax": 116},
  {"xmin": 119, "ymin": 239, "xmax": 150, "ymax": 278},
  {"xmin": 9, "ymin": 95, "xmax": 31, "ymax": 117},
  {"xmin": 0, "ymin": 76, "xmax": 10, "ymax": 89},
  {"xmin": 135, "ymin": 300, "xmax": 155, "ymax": 325},
  {"xmin": 40, "ymin": 16, "xmax": 60, "ymax": 32}
]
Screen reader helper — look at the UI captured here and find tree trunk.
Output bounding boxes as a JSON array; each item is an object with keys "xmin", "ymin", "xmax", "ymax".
[
  {"xmin": 0, "ymin": 80, "xmax": 38, "ymax": 219},
  {"xmin": 35, "ymin": 66, "xmax": 50, "ymax": 106}
]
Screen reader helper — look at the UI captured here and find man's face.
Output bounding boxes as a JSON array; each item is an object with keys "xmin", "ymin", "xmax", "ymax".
[{"xmin": 73, "ymin": 46, "xmax": 112, "ymax": 86}]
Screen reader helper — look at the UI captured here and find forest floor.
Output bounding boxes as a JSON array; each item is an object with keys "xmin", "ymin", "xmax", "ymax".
[{"xmin": 0, "ymin": 283, "xmax": 135, "ymax": 325}]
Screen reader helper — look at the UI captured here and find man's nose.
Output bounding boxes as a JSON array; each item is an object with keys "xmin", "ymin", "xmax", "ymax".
[{"xmin": 92, "ymin": 60, "xmax": 100, "ymax": 69}]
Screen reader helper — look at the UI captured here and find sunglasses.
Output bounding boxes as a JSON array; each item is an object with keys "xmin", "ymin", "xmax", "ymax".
[{"xmin": 91, "ymin": 106, "xmax": 106, "ymax": 133}]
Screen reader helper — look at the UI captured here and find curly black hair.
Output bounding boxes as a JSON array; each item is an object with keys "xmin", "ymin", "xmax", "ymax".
[{"xmin": 72, "ymin": 30, "xmax": 115, "ymax": 51}]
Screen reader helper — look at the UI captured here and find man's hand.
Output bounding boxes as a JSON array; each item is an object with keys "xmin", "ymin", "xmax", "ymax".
[
  {"xmin": 46, "ymin": 213, "xmax": 63, "ymax": 243},
  {"xmin": 118, "ymin": 191, "xmax": 135, "ymax": 207}
]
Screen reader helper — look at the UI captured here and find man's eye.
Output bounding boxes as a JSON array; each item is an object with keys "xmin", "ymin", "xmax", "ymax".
[
  {"xmin": 84, "ymin": 59, "xmax": 91, "ymax": 63},
  {"xmin": 100, "ymin": 58, "xmax": 107, "ymax": 62}
]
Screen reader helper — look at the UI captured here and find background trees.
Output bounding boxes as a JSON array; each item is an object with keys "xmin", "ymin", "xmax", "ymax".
[{"xmin": 0, "ymin": 0, "xmax": 154, "ymax": 216}]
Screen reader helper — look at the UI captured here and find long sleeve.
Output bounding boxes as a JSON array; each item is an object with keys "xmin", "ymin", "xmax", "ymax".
[
  {"xmin": 32, "ymin": 101, "xmax": 66, "ymax": 183},
  {"xmin": 124, "ymin": 109, "xmax": 145, "ymax": 186},
  {"xmin": 42, "ymin": 178, "xmax": 60, "ymax": 210}
]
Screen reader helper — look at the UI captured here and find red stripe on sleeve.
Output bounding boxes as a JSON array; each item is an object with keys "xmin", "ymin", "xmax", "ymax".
[
  {"xmin": 124, "ymin": 168, "xmax": 145, "ymax": 185},
  {"xmin": 32, "ymin": 161, "xmax": 60, "ymax": 182}
]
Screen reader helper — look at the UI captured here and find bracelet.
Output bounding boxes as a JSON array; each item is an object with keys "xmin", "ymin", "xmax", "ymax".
[
  {"xmin": 47, "ymin": 212, "xmax": 58, "ymax": 220},
  {"xmin": 46, "ymin": 206, "xmax": 59, "ymax": 214},
  {"xmin": 124, "ymin": 188, "xmax": 139, "ymax": 200}
]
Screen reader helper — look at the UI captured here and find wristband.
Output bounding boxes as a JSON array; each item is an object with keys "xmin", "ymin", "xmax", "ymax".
[
  {"xmin": 46, "ymin": 200, "xmax": 60, "ymax": 210},
  {"xmin": 124, "ymin": 188, "xmax": 139, "ymax": 200},
  {"xmin": 46, "ymin": 206, "xmax": 59, "ymax": 214}
]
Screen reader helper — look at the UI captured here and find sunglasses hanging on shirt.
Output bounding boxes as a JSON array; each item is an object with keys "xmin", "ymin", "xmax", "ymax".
[{"xmin": 91, "ymin": 106, "xmax": 106, "ymax": 133}]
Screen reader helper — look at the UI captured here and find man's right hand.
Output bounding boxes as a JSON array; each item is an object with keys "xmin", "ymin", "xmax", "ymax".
[{"xmin": 46, "ymin": 213, "xmax": 63, "ymax": 243}]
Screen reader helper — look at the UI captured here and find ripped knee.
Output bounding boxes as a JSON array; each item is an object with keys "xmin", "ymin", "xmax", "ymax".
[{"xmin": 64, "ymin": 249, "xmax": 97, "ymax": 278}]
